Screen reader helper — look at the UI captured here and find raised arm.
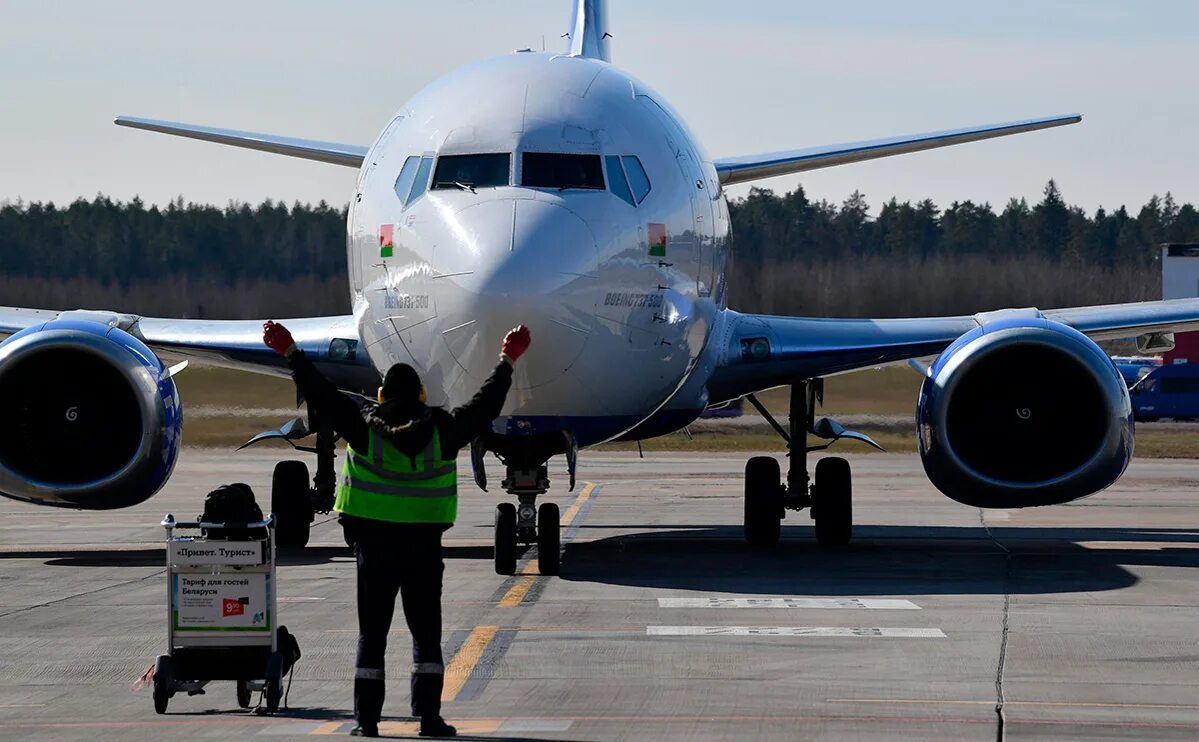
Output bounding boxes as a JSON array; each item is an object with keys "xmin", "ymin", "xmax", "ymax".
[
  {"xmin": 264, "ymin": 320, "xmax": 369, "ymax": 451},
  {"xmin": 440, "ymin": 325, "xmax": 531, "ymax": 453}
]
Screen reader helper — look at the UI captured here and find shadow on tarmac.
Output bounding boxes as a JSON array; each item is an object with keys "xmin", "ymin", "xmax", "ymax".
[
  {"xmin": 0, "ymin": 544, "xmax": 493, "ymax": 568},
  {"xmin": 7, "ymin": 525, "xmax": 1199, "ymax": 599},
  {"xmin": 557, "ymin": 524, "xmax": 1199, "ymax": 595}
]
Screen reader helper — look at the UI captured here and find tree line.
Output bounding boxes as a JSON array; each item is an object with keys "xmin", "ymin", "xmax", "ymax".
[
  {"xmin": 727, "ymin": 180, "xmax": 1197, "ymax": 317},
  {"xmin": 0, "ymin": 181, "xmax": 1194, "ymax": 318},
  {"xmin": 0, "ymin": 196, "xmax": 350, "ymax": 317}
]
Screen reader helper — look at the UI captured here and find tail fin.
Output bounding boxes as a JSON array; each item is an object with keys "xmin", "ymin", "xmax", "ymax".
[{"xmin": 566, "ymin": 0, "xmax": 611, "ymax": 62}]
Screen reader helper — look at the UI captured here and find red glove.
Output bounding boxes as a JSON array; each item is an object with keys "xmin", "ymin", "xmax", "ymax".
[
  {"xmin": 263, "ymin": 321, "xmax": 296, "ymax": 357},
  {"xmin": 501, "ymin": 325, "xmax": 531, "ymax": 364}
]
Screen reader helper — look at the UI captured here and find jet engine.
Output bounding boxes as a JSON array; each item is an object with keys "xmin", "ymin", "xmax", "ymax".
[
  {"xmin": 917, "ymin": 318, "xmax": 1132, "ymax": 508},
  {"xmin": 0, "ymin": 320, "xmax": 182, "ymax": 509}
]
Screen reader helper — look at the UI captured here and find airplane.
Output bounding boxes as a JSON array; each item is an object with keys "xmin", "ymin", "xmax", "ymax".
[{"xmin": 4, "ymin": 0, "xmax": 1199, "ymax": 577}]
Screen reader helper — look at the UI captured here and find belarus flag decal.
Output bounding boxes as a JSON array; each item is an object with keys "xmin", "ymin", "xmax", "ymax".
[
  {"xmin": 648, "ymin": 223, "xmax": 667, "ymax": 257},
  {"xmin": 379, "ymin": 224, "xmax": 395, "ymax": 258}
]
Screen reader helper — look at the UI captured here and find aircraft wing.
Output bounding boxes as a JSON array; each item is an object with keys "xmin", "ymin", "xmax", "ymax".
[
  {"xmin": 115, "ymin": 116, "xmax": 368, "ymax": 168},
  {"xmin": 707, "ymin": 299, "xmax": 1199, "ymax": 404},
  {"xmin": 713, "ymin": 114, "xmax": 1081, "ymax": 186},
  {"xmin": 0, "ymin": 307, "xmax": 379, "ymax": 393}
]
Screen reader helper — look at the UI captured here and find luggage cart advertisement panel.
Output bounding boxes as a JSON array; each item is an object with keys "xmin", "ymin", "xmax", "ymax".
[{"xmin": 172, "ymin": 573, "xmax": 272, "ymax": 632}]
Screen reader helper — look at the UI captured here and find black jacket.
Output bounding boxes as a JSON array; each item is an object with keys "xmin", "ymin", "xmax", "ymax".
[
  {"xmin": 287, "ymin": 351, "xmax": 513, "ymax": 535},
  {"xmin": 288, "ymin": 350, "xmax": 512, "ymax": 459}
]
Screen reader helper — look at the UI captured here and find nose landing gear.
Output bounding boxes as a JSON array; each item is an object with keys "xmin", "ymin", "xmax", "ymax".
[
  {"xmin": 491, "ymin": 466, "xmax": 561, "ymax": 576},
  {"xmin": 477, "ymin": 434, "xmax": 573, "ymax": 576},
  {"xmin": 742, "ymin": 379, "xmax": 879, "ymax": 548}
]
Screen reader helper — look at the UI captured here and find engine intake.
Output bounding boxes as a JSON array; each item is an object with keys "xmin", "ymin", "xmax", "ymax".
[
  {"xmin": 0, "ymin": 320, "xmax": 182, "ymax": 509},
  {"xmin": 917, "ymin": 319, "xmax": 1132, "ymax": 508}
]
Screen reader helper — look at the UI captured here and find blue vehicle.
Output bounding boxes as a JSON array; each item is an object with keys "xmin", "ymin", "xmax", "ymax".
[
  {"xmin": 1112, "ymin": 355, "xmax": 1161, "ymax": 388},
  {"xmin": 1130, "ymin": 364, "xmax": 1199, "ymax": 421}
]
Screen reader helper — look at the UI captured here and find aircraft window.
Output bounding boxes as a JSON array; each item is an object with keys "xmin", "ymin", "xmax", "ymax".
[
  {"xmin": 407, "ymin": 156, "xmax": 434, "ymax": 202},
  {"xmin": 432, "ymin": 153, "xmax": 510, "ymax": 190},
  {"xmin": 522, "ymin": 153, "xmax": 605, "ymax": 190},
  {"xmin": 394, "ymin": 156, "xmax": 420, "ymax": 203},
  {"xmin": 622, "ymin": 155, "xmax": 651, "ymax": 203},
  {"xmin": 605, "ymin": 155, "xmax": 635, "ymax": 206}
]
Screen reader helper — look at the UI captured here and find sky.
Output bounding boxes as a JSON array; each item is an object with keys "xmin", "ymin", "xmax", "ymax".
[{"xmin": 2, "ymin": 0, "xmax": 1197, "ymax": 214}]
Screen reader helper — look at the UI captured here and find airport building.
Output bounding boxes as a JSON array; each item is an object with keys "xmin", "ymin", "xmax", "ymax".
[{"xmin": 1163, "ymin": 243, "xmax": 1199, "ymax": 364}]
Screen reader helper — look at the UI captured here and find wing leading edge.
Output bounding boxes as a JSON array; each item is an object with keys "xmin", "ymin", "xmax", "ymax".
[
  {"xmin": 708, "ymin": 299, "xmax": 1199, "ymax": 404},
  {"xmin": 115, "ymin": 116, "xmax": 368, "ymax": 168},
  {"xmin": 714, "ymin": 114, "xmax": 1081, "ymax": 186},
  {"xmin": 0, "ymin": 307, "xmax": 379, "ymax": 394}
]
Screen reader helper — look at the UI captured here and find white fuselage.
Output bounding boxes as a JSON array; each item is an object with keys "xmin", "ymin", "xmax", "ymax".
[{"xmin": 349, "ymin": 52, "xmax": 731, "ymax": 446}]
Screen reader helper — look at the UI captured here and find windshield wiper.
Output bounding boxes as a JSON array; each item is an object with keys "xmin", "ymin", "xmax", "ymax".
[{"xmin": 452, "ymin": 181, "xmax": 477, "ymax": 194}]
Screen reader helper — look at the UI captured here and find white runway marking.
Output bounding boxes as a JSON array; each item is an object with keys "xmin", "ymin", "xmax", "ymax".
[
  {"xmin": 658, "ymin": 597, "xmax": 920, "ymax": 610},
  {"xmin": 647, "ymin": 626, "xmax": 946, "ymax": 638}
]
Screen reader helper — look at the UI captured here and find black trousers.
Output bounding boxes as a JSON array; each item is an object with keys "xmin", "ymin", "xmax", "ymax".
[{"xmin": 344, "ymin": 519, "xmax": 447, "ymax": 725}]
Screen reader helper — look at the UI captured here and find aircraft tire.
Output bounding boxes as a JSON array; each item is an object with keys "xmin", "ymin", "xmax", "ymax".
[
  {"xmin": 272, "ymin": 460, "xmax": 313, "ymax": 549},
  {"xmin": 537, "ymin": 502, "xmax": 560, "ymax": 575},
  {"xmin": 744, "ymin": 456, "xmax": 782, "ymax": 547},
  {"xmin": 814, "ymin": 457, "xmax": 852, "ymax": 547},
  {"xmin": 494, "ymin": 503, "xmax": 517, "ymax": 575}
]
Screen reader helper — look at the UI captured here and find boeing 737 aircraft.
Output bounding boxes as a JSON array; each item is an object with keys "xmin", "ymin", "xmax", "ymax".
[{"xmin": 3, "ymin": 0, "xmax": 1198, "ymax": 575}]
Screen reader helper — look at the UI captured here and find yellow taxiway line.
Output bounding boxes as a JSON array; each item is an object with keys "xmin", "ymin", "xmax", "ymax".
[{"xmin": 441, "ymin": 625, "xmax": 499, "ymax": 701}]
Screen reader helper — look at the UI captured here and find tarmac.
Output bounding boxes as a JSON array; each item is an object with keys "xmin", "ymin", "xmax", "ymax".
[{"xmin": 2, "ymin": 449, "xmax": 1199, "ymax": 740}]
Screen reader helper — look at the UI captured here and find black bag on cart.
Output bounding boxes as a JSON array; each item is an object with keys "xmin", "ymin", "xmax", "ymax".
[{"xmin": 199, "ymin": 483, "xmax": 266, "ymax": 540}]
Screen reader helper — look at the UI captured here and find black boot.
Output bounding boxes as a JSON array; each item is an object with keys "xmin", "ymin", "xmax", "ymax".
[{"xmin": 419, "ymin": 716, "xmax": 457, "ymax": 737}]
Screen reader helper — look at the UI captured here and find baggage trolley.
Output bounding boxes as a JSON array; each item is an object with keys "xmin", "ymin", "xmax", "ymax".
[{"xmin": 154, "ymin": 513, "xmax": 287, "ymax": 713}]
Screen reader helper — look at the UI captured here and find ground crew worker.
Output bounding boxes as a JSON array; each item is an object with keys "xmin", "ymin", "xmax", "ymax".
[{"xmin": 263, "ymin": 320, "xmax": 531, "ymax": 738}]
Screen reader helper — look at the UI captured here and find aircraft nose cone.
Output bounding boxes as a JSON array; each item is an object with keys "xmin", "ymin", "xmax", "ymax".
[{"xmin": 433, "ymin": 198, "xmax": 599, "ymax": 390}]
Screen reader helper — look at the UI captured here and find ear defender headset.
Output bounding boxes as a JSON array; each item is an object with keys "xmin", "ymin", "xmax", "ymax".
[{"xmin": 378, "ymin": 385, "xmax": 427, "ymax": 404}]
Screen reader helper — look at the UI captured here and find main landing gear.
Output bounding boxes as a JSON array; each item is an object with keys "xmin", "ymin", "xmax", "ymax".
[
  {"xmin": 240, "ymin": 408, "xmax": 340, "ymax": 549},
  {"xmin": 742, "ymin": 380, "xmax": 881, "ymax": 548},
  {"xmin": 475, "ymin": 433, "xmax": 576, "ymax": 577}
]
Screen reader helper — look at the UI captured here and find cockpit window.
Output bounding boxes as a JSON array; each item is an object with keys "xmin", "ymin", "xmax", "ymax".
[
  {"xmin": 432, "ymin": 153, "xmax": 510, "ymax": 190},
  {"xmin": 522, "ymin": 153, "xmax": 605, "ymax": 190},
  {"xmin": 394, "ymin": 156, "xmax": 420, "ymax": 204},
  {"xmin": 605, "ymin": 156, "xmax": 635, "ymax": 206},
  {"xmin": 621, "ymin": 156, "xmax": 651, "ymax": 204},
  {"xmin": 407, "ymin": 156, "xmax": 434, "ymax": 203}
]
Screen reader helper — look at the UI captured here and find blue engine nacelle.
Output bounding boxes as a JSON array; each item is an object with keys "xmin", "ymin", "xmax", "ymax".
[
  {"xmin": 0, "ymin": 320, "xmax": 182, "ymax": 509},
  {"xmin": 917, "ymin": 318, "xmax": 1132, "ymax": 508}
]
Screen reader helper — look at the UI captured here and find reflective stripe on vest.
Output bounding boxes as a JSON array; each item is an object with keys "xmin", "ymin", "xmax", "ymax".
[{"xmin": 334, "ymin": 426, "xmax": 457, "ymax": 524}]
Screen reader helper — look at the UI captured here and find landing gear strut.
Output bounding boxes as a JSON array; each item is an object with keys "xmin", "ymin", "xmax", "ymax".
[
  {"xmin": 264, "ymin": 409, "xmax": 339, "ymax": 549},
  {"xmin": 477, "ymin": 434, "xmax": 573, "ymax": 577},
  {"xmin": 491, "ymin": 466, "xmax": 560, "ymax": 576},
  {"xmin": 742, "ymin": 379, "xmax": 860, "ymax": 547}
]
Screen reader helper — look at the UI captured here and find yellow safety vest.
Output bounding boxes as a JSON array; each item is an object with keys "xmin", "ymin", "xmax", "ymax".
[{"xmin": 334, "ymin": 426, "xmax": 457, "ymax": 524}]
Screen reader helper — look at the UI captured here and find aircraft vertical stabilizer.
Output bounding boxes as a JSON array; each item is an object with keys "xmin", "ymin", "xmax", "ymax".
[{"xmin": 567, "ymin": 0, "xmax": 611, "ymax": 62}]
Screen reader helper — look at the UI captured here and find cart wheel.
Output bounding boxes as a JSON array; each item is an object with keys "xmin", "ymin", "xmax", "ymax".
[
  {"xmin": 152, "ymin": 654, "xmax": 174, "ymax": 714},
  {"xmin": 264, "ymin": 652, "xmax": 284, "ymax": 713},
  {"xmin": 236, "ymin": 679, "xmax": 252, "ymax": 709},
  {"xmin": 264, "ymin": 678, "xmax": 282, "ymax": 713}
]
